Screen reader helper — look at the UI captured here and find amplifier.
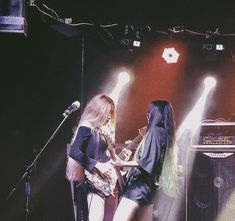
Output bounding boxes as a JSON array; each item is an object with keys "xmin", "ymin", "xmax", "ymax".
[{"xmin": 191, "ymin": 122, "xmax": 235, "ymax": 148}]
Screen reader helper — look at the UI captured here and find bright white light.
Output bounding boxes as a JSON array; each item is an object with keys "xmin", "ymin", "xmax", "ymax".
[
  {"xmin": 204, "ymin": 76, "xmax": 217, "ymax": 90},
  {"xmin": 133, "ymin": 40, "xmax": 141, "ymax": 47},
  {"xmin": 216, "ymin": 44, "xmax": 224, "ymax": 51},
  {"xmin": 176, "ymin": 77, "xmax": 217, "ymax": 139},
  {"xmin": 109, "ymin": 72, "xmax": 131, "ymax": 105},
  {"xmin": 216, "ymin": 189, "xmax": 235, "ymax": 221},
  {"xmin": 175, "ymin": 76, "xmax": 217, "ymax": 221},
  {"xmin": 162, "ymin": 47, "xmax": 180, "ymax": 64},
  {"xmin": 118, "ymin": 72, "xmax": 130, "ymax": 85}
]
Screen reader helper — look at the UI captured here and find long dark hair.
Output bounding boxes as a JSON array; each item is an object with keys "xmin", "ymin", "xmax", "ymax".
[
  {"xmin": 147, "ymin": 100, "xmax": 175, "ymax": 147},
  {"xmin": 147, "ymin": 100, "xmax": 178, "ymax": 197}
]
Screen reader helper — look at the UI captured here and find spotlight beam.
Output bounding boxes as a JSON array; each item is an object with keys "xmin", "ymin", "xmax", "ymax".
[
  {"xmin": 109, "ymin": 72, "xmax": 130, "ymax": 105},
  {"xmin": 176, "ymin": 76, "xmax": 217, "ymax": 139},
  {"xmin": 175, "ymin": 76, "xmax": 217, "ymax": 221}
]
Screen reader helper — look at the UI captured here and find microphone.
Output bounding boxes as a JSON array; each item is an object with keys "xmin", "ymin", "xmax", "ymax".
[{"xmin": 63, "ymin": 101, "xmax": 80, "ymax": 116}]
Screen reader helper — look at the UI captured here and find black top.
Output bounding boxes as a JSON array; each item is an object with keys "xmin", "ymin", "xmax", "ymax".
[
  {"xmin": 69, "ymin": 126, "xmax": 110, "ymax": 172},
  {"xmin": 122, "ymin": 126, "xmax": 167, "ymax": 205},
  {"xmin": 137, "ymin": 126, "xmax": 167, "ymax": 183}
]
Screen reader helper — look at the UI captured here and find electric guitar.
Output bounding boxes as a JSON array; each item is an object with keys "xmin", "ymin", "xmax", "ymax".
[
  {"xmin": 118, "ymin": 131, "xmax": 145, "ymax": 161},
  {"xmin": 85, "ymin": 127, "xmax": 146, "ymax": 196},
  {"xmin": 85, "ymin": 133, "xmax": 123, "ymax": 196}
]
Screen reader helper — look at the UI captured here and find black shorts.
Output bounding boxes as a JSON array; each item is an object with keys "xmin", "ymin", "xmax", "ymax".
[{"xmin": 122, "ymin": 167, "xmax": 158, "ymax": 205}]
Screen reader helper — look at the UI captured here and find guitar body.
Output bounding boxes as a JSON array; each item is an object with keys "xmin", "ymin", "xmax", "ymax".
[
  {"xmin": 68, "ymin": 128, "xmax": 146, "ymax": 197},
  {"xmin": 86, "ymin": 130, "xmax": 146, "ymax": 197},
  {"xmin": 85, "ymin": 165, "xmax": 118, "ymax": 196}
]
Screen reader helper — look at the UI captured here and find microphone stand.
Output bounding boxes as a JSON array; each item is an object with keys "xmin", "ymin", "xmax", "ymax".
[
  {"xmin": 25, "ymin": 173, "xmax": 31, "ymax": 221},
  {"xmin": 6, "ymin": 113, "xmax": 70, "ymax": 220}
]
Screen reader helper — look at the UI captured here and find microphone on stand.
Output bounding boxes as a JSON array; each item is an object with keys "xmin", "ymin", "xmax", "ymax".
[{"xmin": 63, "ymin": 101, "xmax": 80, "ymax": 116}]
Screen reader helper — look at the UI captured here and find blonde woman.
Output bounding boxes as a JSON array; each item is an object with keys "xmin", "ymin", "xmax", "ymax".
[
  {"xmin": 113, "ymin": 100, "xmax": 179, "ymax": 221},
  {"xmin": 66, "ymin": 94, "xmax": 118, "ymax": 221}
]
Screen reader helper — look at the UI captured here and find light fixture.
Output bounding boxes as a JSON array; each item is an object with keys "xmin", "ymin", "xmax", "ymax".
[
  {"xmin": 118, "ymin": 72, "xmax": 130, "ymax": 85},
  {"xmin": 120, "ymin": 25, "xmax": 141, "ymax": 51},
  {"xmin": 202, "ymin": 32, "xmax": 225, "ymax": 62},
  {"xmin": 204, "ymin": 76, "xmax": 217, "ymax": 90},
  {"xmin": 162, "ymin": 47, "xmax": 180, "ymax": 64},
  {"xmin": 203, "ymin": 43, "xmax": 225, "ymax": 51}
]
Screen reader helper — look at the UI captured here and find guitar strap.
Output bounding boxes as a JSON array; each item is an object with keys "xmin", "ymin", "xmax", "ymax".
[{"xmin": 102, "ymin": 133, "xmax": 126, "ymax": 193}]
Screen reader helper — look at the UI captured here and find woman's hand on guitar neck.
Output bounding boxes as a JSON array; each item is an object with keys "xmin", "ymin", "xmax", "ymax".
[
  {"xmin": 138, "ymin": 126, "xmax": 147, "ymax": 137},
  {"xmin": 112, "ymin": 157, "xmax": 125, "ymax": 167},
  {"xmin": 119, "ymin": 148, "xmax": 132, "ymax": 161}
]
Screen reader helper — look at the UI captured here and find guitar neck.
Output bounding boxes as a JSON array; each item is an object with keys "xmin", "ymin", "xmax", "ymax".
[
  {"xmin": 124, "ymin": 134, "xmax": 143, "ymax": 151},
  {"xmin": 117, "ymin": 133, "xmax": 143, "ymax": 161},
  {"xmin": 105, "ymin": 131, "xmax": 144, "ymax": 161}
]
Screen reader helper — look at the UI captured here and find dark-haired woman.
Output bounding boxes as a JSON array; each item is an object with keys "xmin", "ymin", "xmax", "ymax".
[{"xmin": 113, "ymin": 100, "xmax": 179, "ymax": 221}]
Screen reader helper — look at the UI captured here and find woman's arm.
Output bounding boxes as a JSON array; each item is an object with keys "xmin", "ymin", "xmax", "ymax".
[
  {"xmin": 113, "ymin": 158, "xmax": 139, "ymax": 167},
  {"xmin": 69, "ymin": 127, "xmax": 97, "ymax": 172}
]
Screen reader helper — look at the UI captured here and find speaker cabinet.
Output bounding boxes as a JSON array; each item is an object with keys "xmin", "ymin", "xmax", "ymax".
[
  {"xmin": 0, "ymin": 0, "xmax": 27, "ymax": 35},
  {"xmin": 186, "ymin": 148, "xmax": 235, "ymax": 221}
]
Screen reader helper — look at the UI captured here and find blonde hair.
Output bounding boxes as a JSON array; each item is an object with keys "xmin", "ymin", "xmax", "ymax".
[
  {"xmin": 70, "ymin": 94, "xmax": 115, "ymax": 143},
  {"xmin": 134, "ymin": 134, "xmax": 179, "ymax": 198},
  {"xmin": 159, "ymin": 143, "xmax": 179, "ymax": 197},
  {"xmin": 80, "ymin": 94, "xmax": 115, "ymax": 128},
  {"xmin": 66, "ymin": 94, "xmax": 116, "ymax": 181}
]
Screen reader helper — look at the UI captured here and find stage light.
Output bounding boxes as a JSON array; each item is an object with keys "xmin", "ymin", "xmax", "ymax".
[
  {"xmin": 203, "ymin": 43, "xmax": 225, "ymax": 51},
  {"xmin": 176, "ymin": 76, "xmax": 217, "ymax": 139},
  {"xmin": 133, "ymin": 40, "xmax": 141, "ymax": 47},
  {"xmin": 120, "ymin": 25, "xmax": 141, "ymax": 51},
  {"xmin": 204, "ymin": 76, "xmax": 216, "ymax": 90},
  {"xmin": 118, "ymin": 72, "xmax": 130, "ymax": 85},
  {"xmin": 216, "ymin": 44, "xmax": 224, "ymax": 51},
  {"xmin": 162, "ymin": 47, "xmax": 179, "ymax": 64},
  {"xmin": 109, "ymin": 71, "xmax": 131, "ymax": 105},
  {"xmin": 202, "ymin": 34, "xmax": 225, "ymax": 62}
]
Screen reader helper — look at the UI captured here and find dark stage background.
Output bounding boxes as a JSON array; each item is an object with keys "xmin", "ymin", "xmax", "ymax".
[{"xmin": 1, "ymin": 1, "xmax": 235, "ymax": 221}]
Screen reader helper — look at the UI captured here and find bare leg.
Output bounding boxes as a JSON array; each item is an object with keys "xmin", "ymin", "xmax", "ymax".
[
  {"xmin": 87, "ymin": 193, "xmax": 105, "ymax": 221},
  {"xmin": 113, "ymin": 197, "xmax": 139, "ymax": 221},
  {"xmin": 104, "ymin": 192, "xmax": 118, "ymax": 221},
  {"xmin": 137, "ymin": 204, "xmax": 154, "ymax": 221}
]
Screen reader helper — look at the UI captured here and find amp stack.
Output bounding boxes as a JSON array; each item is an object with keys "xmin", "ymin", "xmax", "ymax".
[{"xmin": 186, "ymin": 120, "xmax": 235, "ymax": 221}]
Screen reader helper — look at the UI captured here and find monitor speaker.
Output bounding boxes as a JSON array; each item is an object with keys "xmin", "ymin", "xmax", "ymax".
[
  {"xmin": 0, "ymin": 0, "xmax": 27, "ymax": 35},
  {"xmin": 186, "ymin": 148, "xmax": 235, "ymax": 221}
]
